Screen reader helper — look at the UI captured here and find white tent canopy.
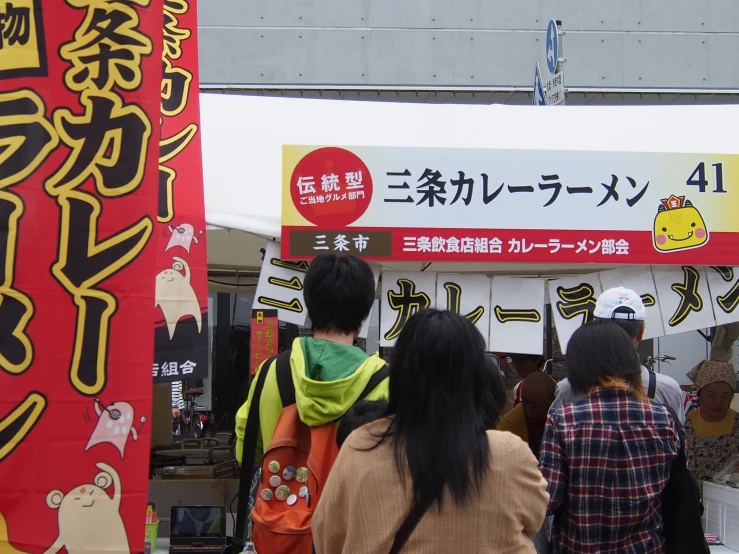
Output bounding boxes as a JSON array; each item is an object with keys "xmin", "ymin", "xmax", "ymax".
[{"xmin": 201, "ymin": 93, "xmax": 739, "ymax": 274}]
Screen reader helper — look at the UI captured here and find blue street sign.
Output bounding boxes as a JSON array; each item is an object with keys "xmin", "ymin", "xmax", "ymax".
[
  {"xmin": 546, "ymin": 19, "xmax": 559, "ymax": 74},
  {"xmin": 534, "ymin": 63, "xmax": 547, "ymax": 106}
]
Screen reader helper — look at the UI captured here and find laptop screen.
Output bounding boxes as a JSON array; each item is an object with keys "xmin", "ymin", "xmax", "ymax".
[{"xmin": 170, "ymin": 505, "xmax": 226, "ymax": 545}]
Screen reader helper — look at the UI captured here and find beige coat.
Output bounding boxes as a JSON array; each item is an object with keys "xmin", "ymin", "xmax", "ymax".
[{"xmin": 312, "ymin": 419, "xmax": 549, "ymax": 554}]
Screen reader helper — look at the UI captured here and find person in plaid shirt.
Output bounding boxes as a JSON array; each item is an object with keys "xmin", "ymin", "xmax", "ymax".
[{"xmin": 540, "ymin": 322, "xmax": 681, "ymax": 554}]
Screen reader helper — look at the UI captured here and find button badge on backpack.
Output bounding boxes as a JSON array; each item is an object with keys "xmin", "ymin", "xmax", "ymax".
[
  {"xmin": 260, "ymin": 489, "xmax": 273, "ymax": 501},
  {"xmin": 286, "ymin": 494, "xmax": 297, "ymax": 506},
  {"xmin": 296, "ymin": 467, "xmax": 308, "ymax": 483},
  {"xmin": 298, "ymin": 486, "xmax": 308, "ymax": 498},
  {"xmin": 268, "ymin": 475, "xmax": 281, "ymax": 488},
  {"xmin": 275, "ymin": 485, "xmax": 291, "ymax": 501},
  {"xmin": 267, "ymin": 461, "xmax": 280, "ymax": 474},
  {"xmin": 282, "ymin": 466, "xmax": 296, "ymax": 481}
]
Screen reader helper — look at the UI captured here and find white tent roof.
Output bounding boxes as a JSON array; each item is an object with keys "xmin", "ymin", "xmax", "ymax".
[{"xmin": 201, "ymin": 93, "xmax": 739, "ymax": 274}]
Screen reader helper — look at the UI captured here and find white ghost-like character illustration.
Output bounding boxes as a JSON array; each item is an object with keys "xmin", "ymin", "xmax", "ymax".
[
  {"xmin": 85, "ymin": 399, "xmax": 144, "ymax": 459},
  {"xmin": 43, "ymin": 463, "xmax": 129, "ymax": 554},
  {"xmin": 166, "ymin": 223, "xmax": 199, "ymax": 253},
  {"xmin": 155, "ymin": 256, "xmax": 203, "ymax": 340}
]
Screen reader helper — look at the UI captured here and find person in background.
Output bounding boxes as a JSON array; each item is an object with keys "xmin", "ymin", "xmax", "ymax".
[
  {"xmin": 550, "ymin": 286, "xmax": 685, "ymax": 423},
  {"xmin": 683, "ymin": 360, "xmax": 739, "ymax": 487},
  {"xmin": 171, "ymin": 381, "xmax": 184, "ymax": 435},
  {"xmin": 540, "ymin": 322, "xmax": 680, "ymax": 554},
  {"xmin": 313, "ymin": 309, "xmax": 548, "ymax": 554},
  {"xmin": 509, "ymin": 354, "xmax": 547, "ymax": 406},
  {"xmin": 497, "ymin": 372, "xmax": 557, "ymax": 457},
  {"xmin": 498, "ymin": 372, "xmax": 557, "ymax": 554},
  {"xmin": 234, "ymin": 255, "xmax": 388, "ymax": 465},
  {"xmin": 336, "ymin": 399, "xmax": 388, "ymax": 449}
]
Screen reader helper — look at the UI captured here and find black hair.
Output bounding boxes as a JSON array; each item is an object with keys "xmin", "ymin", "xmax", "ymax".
[
  {"xmin": 566, "ymin": 321, "xmax": 645, "ymax": 399},
  {"xmin": 303, "ymin": 255, "xmax": 376, "ymax": 334},
  {"xmin": 371, "ymin": 309, "xmax": 505, "ymax": 510},
  {"xmin": 337, "ymin": 399, "xmax": 389, "ymax": 448},
  {"xmin": 594, "ymin": 313, "xmax": 644, "ymax": 340},
  {"xmin": 485, "ymin": 356, "xmax": 507, "ymax": 427}
]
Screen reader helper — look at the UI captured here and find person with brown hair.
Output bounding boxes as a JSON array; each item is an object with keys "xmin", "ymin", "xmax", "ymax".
[
  {"xmin": 497, "ymin": 371, "xmax": 557, "ymax": 457},
  {"xmin": 498, "ymin": 371, "xmax": 557, "ymax": 554},
  {"xmin": 540, "ymin": 321, "xmax": 680, "ymax": 554},
  {"xmin": 508, "ymin": 354, "xmax": 547, "ymax": 406}
]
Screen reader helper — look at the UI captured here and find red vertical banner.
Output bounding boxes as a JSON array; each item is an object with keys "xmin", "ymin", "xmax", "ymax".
[
  {"xmin": 152, "ymin": 0, "xmax": 209, "ymax": 384},
  {"xmin": 250, "ymin": 309, "xmax": 279, "ymax": 375},
  {"xmin": 0, "ymin": 1, "xmax": 161, "ymax": 553}
]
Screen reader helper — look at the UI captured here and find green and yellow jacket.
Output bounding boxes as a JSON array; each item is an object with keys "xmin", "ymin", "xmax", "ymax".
[{"xmin": 235, "ymin": 337, "xmax": 389, "ymax": 463}]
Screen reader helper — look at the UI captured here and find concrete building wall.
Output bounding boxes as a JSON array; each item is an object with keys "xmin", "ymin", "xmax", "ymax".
[{"xmin": 198, "ymin": 0, "xmax": 739, "ymax": 92}]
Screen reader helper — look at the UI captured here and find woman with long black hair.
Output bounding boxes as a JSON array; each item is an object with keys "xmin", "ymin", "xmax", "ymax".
[{"xmin": 312, "ymin": 309, "xmax": 548, "ymax": 553}]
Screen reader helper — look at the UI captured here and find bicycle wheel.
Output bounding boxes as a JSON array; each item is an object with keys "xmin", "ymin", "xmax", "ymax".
[
  {"xmin": 185, "ymin": 412, "xmax": 202, "ymax": 439},
  {"xmin": 184, "ymin": 415, "xmax": 195, "ymax": 439}
]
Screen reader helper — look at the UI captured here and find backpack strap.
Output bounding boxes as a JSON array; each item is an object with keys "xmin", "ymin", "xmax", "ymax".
[
  {"xmin": 664, "ymin": 405, "xmax": 685, "ymax": 446},
  {"xmin": 357, "ymin": 364, "xmax": 389, "ymax": 402},
  {"xmin": 231, "ymin": 352, "xmax": 280, "ymax": 550},
  {"xmin": 647, "ymin": 368, "xmax": 657, "ymax": 400},
  {"xmin": 275, "ymin": 349, "xmax": 296, "ymax": 407},
  {"xmin": 389, "ymin": 497, "xmax": 434, "ymax": 554}
]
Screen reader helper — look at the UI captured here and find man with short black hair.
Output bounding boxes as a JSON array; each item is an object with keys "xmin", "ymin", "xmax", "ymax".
[
  {"xmin": 550, "ymin": 286, "xmax": 685, "ymax": 422},
  {"xmin": 235, "ymin": 255, "xmax": 388, "ymax": 463}
]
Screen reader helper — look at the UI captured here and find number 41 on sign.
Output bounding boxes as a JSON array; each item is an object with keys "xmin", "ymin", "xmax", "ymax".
[{"xmin": 687, "ymin": 162, "xmax": 726, "ymax": 194}]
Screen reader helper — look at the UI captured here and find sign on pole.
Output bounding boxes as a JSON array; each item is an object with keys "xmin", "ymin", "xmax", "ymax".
[
  {"xmin": 545, "ymin": 71, "xmax": 565, "ymax": 106},
  {"xmin": 546, "ymin": 20, "xmax": 559, "ymax": 74},
  {"xmin": 534, "ymin": 63, "xmax": 547, "ymax": 106},
  {"xmin": 543, "ymin": 19, "xmax": 565, "ymax": 105}
]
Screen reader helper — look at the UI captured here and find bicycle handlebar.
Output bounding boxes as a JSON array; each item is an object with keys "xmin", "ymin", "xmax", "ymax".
[
  {"xmin": 542, "ymin": 357, "xmax": 565, "ymax": 375},
  {"xmin": 645, "ymin": 355, "xmax": 676, "ymax": 364}
]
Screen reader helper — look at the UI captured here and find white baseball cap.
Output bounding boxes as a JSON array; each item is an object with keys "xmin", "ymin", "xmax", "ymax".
[{"xmin": 594, "ymin": 287, "xmax": 646, "ymax": 321}]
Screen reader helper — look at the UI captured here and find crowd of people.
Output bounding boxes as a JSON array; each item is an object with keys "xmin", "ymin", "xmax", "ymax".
[{"xmin": 233, "ymin": 255, "xmax": 738, "ymax": 554}]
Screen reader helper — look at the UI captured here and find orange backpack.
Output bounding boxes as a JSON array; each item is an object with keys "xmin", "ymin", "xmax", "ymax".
[{"xmin": 231, "ymin": 349, "xmax": 388, "ymax": 554}]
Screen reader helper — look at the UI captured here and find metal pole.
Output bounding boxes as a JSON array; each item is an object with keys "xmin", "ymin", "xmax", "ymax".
[
  {"xmin": 214, "ymin": 292, "xmax": 234, "ymax": 430},
  {"xmin": 546, "ymin": 304, "xmax": 554, "ymax": 362},
  {"xmin": 556, "ymin": 20, "xmax": 566, "ymax": 105}
]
